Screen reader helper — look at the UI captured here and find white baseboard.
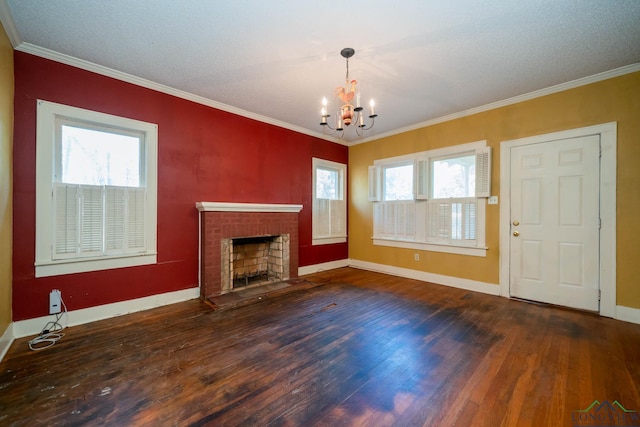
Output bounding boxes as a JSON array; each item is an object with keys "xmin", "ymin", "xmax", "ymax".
[
  {"xmin": 343, "ymin": 260, "xmax": 640, "ymax": 325},
  {"xmin": 6, "ymin": 264, "xmax": 637, "ymax": 354},
  {"xmin": 616, "ymin": 305, "xmax": 640, "ymax": 325},
  {"xmin": 298, "ymin": 259, "xmax": 349, "ymax": 276},
  {"xmin": 13, "ymin": 287, "xmax": 200, "ymax": 338},
  {"xmin": 348, "ymin": 259, "xmax": 500, "ymax": 296},
  {"xmin": 0, "ymin": 323, "xmax": 15, "ymax": 363}
]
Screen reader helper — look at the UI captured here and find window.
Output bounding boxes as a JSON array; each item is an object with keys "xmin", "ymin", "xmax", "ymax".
[
  {"xmin": 427, "ymin": 152, "xmax": 478, "ymax": 245},
  {"xmin": 431, "ymin": 154, "xmax": 476, "ymax": 198},
  {"xmin": 369, "ymin": 141, "xmax": 491, "ymax": 256},
  {"xmin": 312, "ymin": 158, "xmax": 346, "ymax": 245},
  {"xmin": 383, "ymin": 163, "xmax": 414, "ymax": 201},
  {"xmin": 36, "ymin": 100, "xmax": 158, "ymax": 277}
]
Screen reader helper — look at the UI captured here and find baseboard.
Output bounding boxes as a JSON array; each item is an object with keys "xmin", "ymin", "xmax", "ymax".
[
  {"xmin": 341, "ymin": 260, "xmax": 640, "ymax": 325},
  {"xmin": 0, "ymin": 323, "xmax": 15, "ymax": 363},
  {"xmin": 348, "ymin": 259, "xmax": 500, "ymax": 296},
  {"xmin": 13, "ymin": 287, "xmax": 200, "ymax": 338},
  {"xmin": 616, "ymin": 305, "xmax": 640, "ymax": 325},
  {"xmin": 298, "ymin": 259, "xmax": 350, "ymax": 276},
  {"xmin": 6, "ymin": 268, "xmax": 635, "ymax": 349}
]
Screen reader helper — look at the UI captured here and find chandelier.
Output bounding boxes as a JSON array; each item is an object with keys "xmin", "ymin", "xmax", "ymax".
[{"xmin": 320, "ymin": 48, "xmax": 377, "ymax": 137}]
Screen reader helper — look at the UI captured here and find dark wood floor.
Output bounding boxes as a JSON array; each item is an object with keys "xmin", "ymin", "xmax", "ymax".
[{"xmin": 1, "ymin": 268, "xmax": 640, "ymax": 426}]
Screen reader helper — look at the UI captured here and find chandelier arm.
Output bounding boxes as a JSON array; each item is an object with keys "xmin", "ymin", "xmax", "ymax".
[
  {"xmin": 357, "ymin": 114, "xmax": 376, "ymax": 131},
  {"xmin": 324, "ymin": 127, "xmax": 344, "ymax": 137},
  {"xmin": 322, "ymin": 127, "xmax": 337, "ymax": 136},
  {"xmin": 320, "ymin": 122, "xmax": 346, "ymax": 137}
]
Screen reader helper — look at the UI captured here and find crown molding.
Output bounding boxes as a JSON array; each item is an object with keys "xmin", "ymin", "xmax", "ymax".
[
  {"xmin": 0, "ymin": 0, "xmax": 22, "ymax": 47},
  {"xmin": 5, "ymin": 17, "xmax": 637, "ymax": 149},
  {"xmin": 350, "ymin": 62, "xmax": 640, "ymax": 146},
  {"xmin": 14, "ymin": 42, "xmax": 347, "ymax": 146}
]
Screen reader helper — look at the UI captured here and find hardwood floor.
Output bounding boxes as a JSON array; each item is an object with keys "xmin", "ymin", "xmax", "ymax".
[{"xmin": 1, "ymin": 267, "xmax": 639, "ymax": 426}]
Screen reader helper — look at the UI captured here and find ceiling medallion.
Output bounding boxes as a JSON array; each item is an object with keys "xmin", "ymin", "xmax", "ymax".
[{"xmin": 320, "ymin": 48, "xmax": 377, "ymax": 137}]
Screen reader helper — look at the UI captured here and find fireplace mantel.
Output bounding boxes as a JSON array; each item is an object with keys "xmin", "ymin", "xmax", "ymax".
[{"xmin": 196, "ymin": 202, "xmax": 303, "ymax": 213}]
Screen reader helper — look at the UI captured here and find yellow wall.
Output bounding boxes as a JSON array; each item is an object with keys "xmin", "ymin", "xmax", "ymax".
[
  {"xmin": 349, "ymin": 71, "xmax": 640, "ymax": 309},
  {"xmin": 0, "ymin": 22, "xmax": 14, "ymax": 332}
]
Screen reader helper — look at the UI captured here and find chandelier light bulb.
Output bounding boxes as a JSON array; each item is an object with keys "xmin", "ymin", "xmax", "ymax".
[{"xmin": 320, "ymin": 97, "xmax": 330, "ymax": 124}]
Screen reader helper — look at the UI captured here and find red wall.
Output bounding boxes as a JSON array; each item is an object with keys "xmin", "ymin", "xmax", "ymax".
[{"xmin": 12, "ymin": 52, "xmax": 348, "ymax": 321}]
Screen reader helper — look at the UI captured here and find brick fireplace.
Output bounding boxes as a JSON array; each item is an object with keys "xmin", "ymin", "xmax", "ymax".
[{"xmin": 196, "ymin": 202, "xmax": 303, "ymax": 300}]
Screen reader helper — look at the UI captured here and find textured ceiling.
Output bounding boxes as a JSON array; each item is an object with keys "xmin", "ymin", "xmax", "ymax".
[{"xmin": 2, "ymin": 0, "xmax": 640, "ymax": 143}]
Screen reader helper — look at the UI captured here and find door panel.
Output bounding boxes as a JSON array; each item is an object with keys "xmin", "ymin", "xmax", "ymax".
[{"xmin": 509, "ymin": 135, "xmax": 600, "ymax": 311}]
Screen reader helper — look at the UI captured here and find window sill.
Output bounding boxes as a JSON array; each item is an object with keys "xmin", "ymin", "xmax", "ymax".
[
  {"xmin": 372, "ymin": 238, "xmax": 487, "ymax": 257},
  {"xmin": 312, "ymin": 236, "xmax": 347, "ymax": 246},
  {"xmin": 35, "ymin": 253, "xmax": 157, "ymax": 278}
]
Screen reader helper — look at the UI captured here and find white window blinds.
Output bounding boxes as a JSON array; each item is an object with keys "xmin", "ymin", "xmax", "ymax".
[
  {"xmin": 313, "ymin": 198, "xmax": 346, "ymax": 239},
  {"xmin": 426, "ymin": 198, "xmax": 477, "ymax": 244},
  {"xmin": 374, "ymin": 201, "xmax": 418, "ymax": 241},
  {"xmin": 54, "ymin": 183, "xmax": 146, "ymax": 259}
]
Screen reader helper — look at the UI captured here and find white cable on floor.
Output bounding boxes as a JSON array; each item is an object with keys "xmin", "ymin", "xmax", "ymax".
[{"xmin": 28, "ymin": 297, "xmax": 68, "ymax": 351}]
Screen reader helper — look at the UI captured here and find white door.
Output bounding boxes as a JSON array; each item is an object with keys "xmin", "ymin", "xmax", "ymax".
[{"xmin": 509, "ymin": 135, "xmax": 600, "ymax": 311}]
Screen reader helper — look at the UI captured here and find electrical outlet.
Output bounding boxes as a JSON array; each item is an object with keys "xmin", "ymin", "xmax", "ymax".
[
  {"xmin": 414, "ymin": 253, "xmax": 420, "ymax": 261},
  {"xmin": 49, "ymin": 289, "xmax": 61, "ymax": 314}
]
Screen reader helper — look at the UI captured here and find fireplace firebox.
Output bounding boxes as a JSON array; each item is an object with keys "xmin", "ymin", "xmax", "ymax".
[{"xmin": 221, "ymin": 234, "xmax": 289, "ymax": 293}]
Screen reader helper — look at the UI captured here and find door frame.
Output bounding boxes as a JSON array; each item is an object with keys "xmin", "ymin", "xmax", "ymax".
[{"xmin": 499, "ymin": 122, "xmax": 617, "ymax": 317}]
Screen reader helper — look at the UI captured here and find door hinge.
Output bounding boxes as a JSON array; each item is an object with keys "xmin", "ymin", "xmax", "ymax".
[
  {"xmin": 598, "ymin": 218, "xmax": 602, "ymax": 229},
  {"xmin": 598, "ymin": 289, "xmax": 601, "ymax": 302}
]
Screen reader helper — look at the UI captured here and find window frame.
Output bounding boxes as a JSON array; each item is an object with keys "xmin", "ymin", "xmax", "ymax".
[
  {"xmin": 312, "ymin": 157, "xmax": 347, "ymax": 245},
  {"xmin": 35, "ymin": 100, "xmax": 158, "ymax": 277},
  {"xmin": 370, "ymin": 141, "xmax": 488, "ymax": 257}
]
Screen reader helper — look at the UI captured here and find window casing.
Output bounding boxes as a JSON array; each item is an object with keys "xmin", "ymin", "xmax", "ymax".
[
  {"xmin": 36, "ymin": 100, "xmax": 158, "ymax": 277},
  {"xmin": 369, "ymin": 141, "xmax": 490, "ymax": 256},
  {"xmin": 312, "ymin": 158, "xmax": 347, "ymax": 245}
]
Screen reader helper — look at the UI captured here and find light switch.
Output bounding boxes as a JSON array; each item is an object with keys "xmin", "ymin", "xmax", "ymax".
[{"xmin": 488, "ymin": 196, "xmax": 498, "ymax": 205}]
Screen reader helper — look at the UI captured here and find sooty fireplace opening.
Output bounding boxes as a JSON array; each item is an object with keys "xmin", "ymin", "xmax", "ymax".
[
  {"xmin": 220, "ymin": 234, "xmax": 290, "ymax": 294},
  {"xmin": 232, "ymin": 236, "xmax": 273, "ymax": 289}
]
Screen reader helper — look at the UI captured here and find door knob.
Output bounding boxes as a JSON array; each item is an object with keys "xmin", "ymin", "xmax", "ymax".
[
  {"xmin": 513, "ymin": 231, "xmax": 520, "ymax": 237},
  {"xmin": 512, "ymin": 220, "xmax": 520, "ymax": 226}
]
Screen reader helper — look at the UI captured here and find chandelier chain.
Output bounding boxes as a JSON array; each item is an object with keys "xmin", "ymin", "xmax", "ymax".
[{"xmin": 345, "ymin": 57, "xmax": 350, "ymax": 83}]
